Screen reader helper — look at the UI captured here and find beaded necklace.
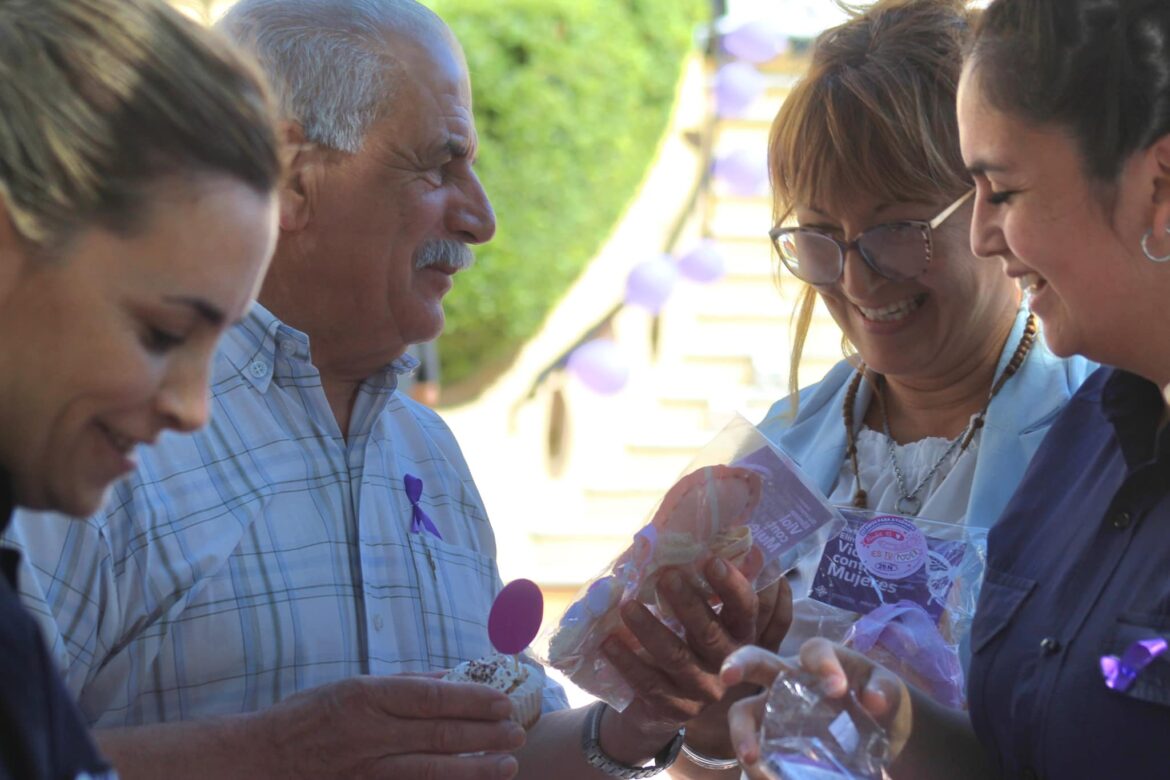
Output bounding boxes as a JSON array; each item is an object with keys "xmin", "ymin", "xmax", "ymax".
[{"xmin": 842, "ymin": 314, "xmax": 1038, "ymax": 511}]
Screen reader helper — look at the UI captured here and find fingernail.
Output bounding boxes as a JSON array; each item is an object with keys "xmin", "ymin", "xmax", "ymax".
[
  {"xmin": 666, "ymin": 571, "xmax": 684, "ymax": 594},
  {"xmin": 865, "ymin": 684, "xmax": 888, "ymax": 709},
  {"xmin": 603, "ymin": 637, "xmax": 620, "ymax": 656},
  {"xmin": 621, "ymin": 601, "xmax": 641, "ymax": 622},
  {"xmin": 506, "ymin": 723, "xmax": 526, "ymax": 747},
  {"xmin": 491, "ymin": 698, "xmax": 513, "ymax": 719},
  {"xmin": 710, "ymin": 558, "xmax": 728, "ymax": 581},
  {"xmin": 496, "ymin": 755, "xmax": 518, "ymax": 778}
]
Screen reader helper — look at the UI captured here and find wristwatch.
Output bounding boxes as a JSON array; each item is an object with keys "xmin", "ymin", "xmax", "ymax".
[{"xmin": 580, "ymin": 700, "xmax": 685, "ymax": 778}]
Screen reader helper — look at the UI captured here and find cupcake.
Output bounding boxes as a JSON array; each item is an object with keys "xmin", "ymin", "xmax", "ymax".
[{"xmin": 444, "ymin": 653, "xmax": 544, "ymax": 729}]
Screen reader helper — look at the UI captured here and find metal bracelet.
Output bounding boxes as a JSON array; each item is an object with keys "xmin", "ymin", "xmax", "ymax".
[
  {"xmin": 680, "ymin": 742, "xmax": 741, "ymax": 771},
  {"xmin": 580, "ymin": 701, "xmax": 684, "ymax": 779}
]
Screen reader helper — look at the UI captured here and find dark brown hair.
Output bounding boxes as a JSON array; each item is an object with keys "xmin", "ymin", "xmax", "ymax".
[{"xmin": 969, "ymin": 0, "xmax": 1170, "ymax": 183}]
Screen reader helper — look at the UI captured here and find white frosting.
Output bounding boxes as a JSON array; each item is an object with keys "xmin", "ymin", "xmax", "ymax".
[{"xmin": 444, "ymin": 653, "xmax": 528, "ymax": 693}]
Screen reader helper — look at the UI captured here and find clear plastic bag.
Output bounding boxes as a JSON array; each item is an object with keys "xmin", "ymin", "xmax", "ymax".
[
  {"xmin": 760, "ymin": 665, "xmax": 892, "ymax": 780},
  {"xmin": 544, "ymin": 415, "xmax": 845, "ymax": 711},
  {"xmin": 802, "ymin": 509, "xmax": 987, "ymax": 708}
]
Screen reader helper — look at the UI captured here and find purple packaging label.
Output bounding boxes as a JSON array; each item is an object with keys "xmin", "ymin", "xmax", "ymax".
[
  {"xmin": 854, "ymin": 516, "xmax": 927, "ymax": 581},
  {"xmin": 734, "ymin": 446, "xmax": 841, "ymax": 560},
  {"xmin": 810, "ymin": 511, "xmax": 967, "ymax": 624}
]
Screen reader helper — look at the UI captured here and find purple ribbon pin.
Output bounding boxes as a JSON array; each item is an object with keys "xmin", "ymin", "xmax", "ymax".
[
  {"xmin": 405, "ymin": 473, "xmax": 442, "ymax": 540},
  {"xmin": 1100, "ymin": 637, "xmax": 1168, "ymax": 692}
]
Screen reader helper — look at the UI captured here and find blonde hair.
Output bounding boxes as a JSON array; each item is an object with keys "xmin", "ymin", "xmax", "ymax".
[
  {"xmin": 0, "ymin": 0, "xmax": 281, "ymax": 247},
  {"xmin": 769, "ymin": 0, "xmax": 977, "ymax": 408}
]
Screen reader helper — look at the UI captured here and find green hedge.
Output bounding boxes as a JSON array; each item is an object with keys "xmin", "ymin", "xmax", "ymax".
[{"xmin": 424, "ymin": 0, "xmax": 707, "ymax": 391}]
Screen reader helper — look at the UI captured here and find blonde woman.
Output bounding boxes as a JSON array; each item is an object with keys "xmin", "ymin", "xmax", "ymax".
[
  {"xmin": 0, "ymin": 0, "xmax": 282, "ymax": 775},
  {"xmin": 759, "ymin": 0, "xmax": 1093, "ymax": 561}
]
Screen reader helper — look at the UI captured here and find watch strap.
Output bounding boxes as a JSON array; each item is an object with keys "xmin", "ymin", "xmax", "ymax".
[{"xmin": 580, "ymin": 700, "xmax": 684, "ymax": 779}]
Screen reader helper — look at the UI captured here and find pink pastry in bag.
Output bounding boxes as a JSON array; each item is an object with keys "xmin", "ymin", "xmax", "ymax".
[{"xmin": 547, "ymin": 465, "xmax": 765, "ymax": 710}]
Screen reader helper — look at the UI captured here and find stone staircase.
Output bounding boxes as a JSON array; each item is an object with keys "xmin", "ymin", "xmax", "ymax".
[
  {"xmin": 442, "ymin": 54, "xmax": 848, "ymax": 658},
  {"xmin": 525, "ymin": 60, "xmax": 844, "ymax": 587}
]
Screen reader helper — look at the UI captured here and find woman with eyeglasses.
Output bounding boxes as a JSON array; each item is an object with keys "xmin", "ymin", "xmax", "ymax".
[
  {"xmin": 757, "ymin": 0, "xmax": 1092, "ymax": 584},
  {"xmin": 0, "ymin": 0, "xmax": 281, "ymax": 776},
  {"xmin": 727, "ymin": 0, "xmax": 1170, "ymax": 777}
]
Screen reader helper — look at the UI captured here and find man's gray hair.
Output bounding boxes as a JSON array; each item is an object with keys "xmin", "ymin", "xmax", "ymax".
[{"xmin": 218, "ymin": 0, "xmax": 443, "ymax": 153}]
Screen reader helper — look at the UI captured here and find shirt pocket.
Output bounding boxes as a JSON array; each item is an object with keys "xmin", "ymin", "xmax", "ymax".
[
  {"xmin": 970, "ymin": 568, "xmax": 1036, "ymax": 655},
  {"xmin": 1100, "ymin": 614, "xmax": 1170, "ymax": 707}
]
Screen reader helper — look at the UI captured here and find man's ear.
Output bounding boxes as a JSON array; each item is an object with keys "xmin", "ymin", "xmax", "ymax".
[{"xmin": 279, "ymin": 122, "xmax": 319, "ymax": 234}]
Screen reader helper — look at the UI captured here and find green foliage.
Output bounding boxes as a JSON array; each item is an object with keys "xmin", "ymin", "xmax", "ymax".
[{"xmin": 424, "ymin": 0, "xmax": 707, "ymax": 389}]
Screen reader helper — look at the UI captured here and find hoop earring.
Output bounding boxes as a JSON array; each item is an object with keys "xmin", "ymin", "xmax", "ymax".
[{"xmin": 1141, "ymin": 227, "xmax": 1170, "ymax": 263}]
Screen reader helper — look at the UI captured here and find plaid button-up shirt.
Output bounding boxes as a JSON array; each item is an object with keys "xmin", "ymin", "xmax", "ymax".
[{"xmin": 6, "ymin": 303, "xmax": 567, "ymax": 726}]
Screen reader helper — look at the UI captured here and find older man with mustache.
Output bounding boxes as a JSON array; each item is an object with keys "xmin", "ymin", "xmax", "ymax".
[{"xmin": 6, "ymin": 1, "xmax": 787, "ymax": 779}]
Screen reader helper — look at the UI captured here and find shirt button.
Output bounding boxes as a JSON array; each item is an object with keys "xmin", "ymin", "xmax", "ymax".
[
  {"xmin": 249, "ymin": 360, "xmax": 269, "ymax": 378},
  {"xmin": 373, "ymin": 615, "xmax": 384, "ymax": 632},
  {"xmin": 1110, "ymin": 511, "xmax": 1132, "ymax": 530},
  {"xmin": 1040, "ymin": 637, "xmax": 1062, "ymax": 655},
  {"xmin": 279, "ymin": 339, "xmax": 297, "ymax": 356}
]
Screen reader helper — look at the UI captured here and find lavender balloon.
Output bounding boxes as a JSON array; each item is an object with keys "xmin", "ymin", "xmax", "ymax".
[
  {"xmin": 624, "ymin": 255, "xmax": 678, "ymax": 314},
  {"xmin": 677, "ymin": 241, "xmax": 726, "ymax": 284},
  {"xmin": 722, "ymin": 18, "xmax": 789, "ymax": 63},
  {"xmin": 713, "ymin": 147, "xmax": 769, "ymax": 196},
  {"xmin": 714, "ymin": 61, "xmax": 765, "ymax": 117},
  {"xmin": 568, "ymin": 339, "xmax": 630, "ymax": 394}
]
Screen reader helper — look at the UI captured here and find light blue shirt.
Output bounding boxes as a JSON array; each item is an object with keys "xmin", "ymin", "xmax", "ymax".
[
  {"xmin": 5, "ymin": 303, "xmax": 568, "ymax": 727},
  {"xmin": 759, "ymin": 309, "xmax": 1096, "ymax": 532}
]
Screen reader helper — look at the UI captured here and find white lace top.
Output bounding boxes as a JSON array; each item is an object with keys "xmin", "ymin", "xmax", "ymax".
[{"xmin": 826, "ymin": 423, "xmax": 982, "ymax": 524}]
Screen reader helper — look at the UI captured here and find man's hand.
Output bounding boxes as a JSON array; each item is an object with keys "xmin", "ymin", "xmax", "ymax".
[
  {"xmin": 598, "ymin": 554, "xmax": 792, "ymax": 763},
  {"xmin": 248, "ymin": 675, "xmax": 526, "ymax": 779}
]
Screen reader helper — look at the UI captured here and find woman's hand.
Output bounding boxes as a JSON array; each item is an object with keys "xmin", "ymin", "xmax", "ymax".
[{"xmin": 721, "ymin": 639, "xmax": 912, "ymax": 778}]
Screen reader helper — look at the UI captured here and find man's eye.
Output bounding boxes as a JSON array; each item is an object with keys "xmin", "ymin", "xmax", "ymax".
[{"xmin": 142, "ymin": 327, "xmax": 184, "ymax": 353}]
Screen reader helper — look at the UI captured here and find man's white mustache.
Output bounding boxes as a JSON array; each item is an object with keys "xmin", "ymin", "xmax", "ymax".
[{"xmin": 415, "ymin": 240, "xmax": 475, "ymax": 271}]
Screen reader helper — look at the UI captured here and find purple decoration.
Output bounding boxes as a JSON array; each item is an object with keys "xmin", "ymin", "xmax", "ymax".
[
  {"xmin": 714, "ymin": 61, "xmax": 765, "ymax": 117},
  {"xmin": 713, "ymin": 147, "xmax": 769, "ymax": 197},
  {"xmin": 489, "ymin": 579, "xmax": 544, "ymax": 655},
  {"xmin": 677, "ymin": 241, "xmax": 726, "ymax": 284},
  {"xmin": 567, "ymin": 339, "xmax": 630, "ymax": 395},
  {"xmin": 404, "ymin": 473, "xmax": 442, "ymax": 539},
  {"xmin": 722, "ymin": 18, "xmax": 789, "ymax": 64},
  {"xmin": 1100, "ymin": 637, "xmax": 1169, "ymax": 692},
  {"xmin": 624, "ymin": 255, "xmax": 678, "ymax": 314}
]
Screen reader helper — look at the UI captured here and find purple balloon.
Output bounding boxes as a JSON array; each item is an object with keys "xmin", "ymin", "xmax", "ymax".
[
  {"xmin": 713, "ymin": 147, "xmax": 769, "ymax": 196},
  {"xmin": 568, "ymin": 339, "xmax": 630, "ymax": 394},
  {"xmin": 489, "ymin": 579, "xmax": 544, "ymax": 655},
  {"xmin": 625, "ymin": 255, "xmax": 678, "ymax": 313},
  {"xmin": 713, "ymin": 61, "xmax": 765, "ymax": 117},
  {"xmin": 677, "ymin": 241, "xmax": 726, "ymax": 284},
  {"xmin": 722, "ymin": 18, "xmax": 789, "ymax": 64}
]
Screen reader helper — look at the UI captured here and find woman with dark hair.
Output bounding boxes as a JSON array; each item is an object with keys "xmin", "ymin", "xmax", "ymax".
[
  {"xmin": 726, "ymin": 1, "xmax": 1170, "ymax": 777},
  {"xmin": 0, "ymin": 0, "xmax": 282, "ymax": 776}
]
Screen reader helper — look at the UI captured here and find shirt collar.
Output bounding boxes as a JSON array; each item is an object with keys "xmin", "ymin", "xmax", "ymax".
[
  {"xmin": 223, "ymin": 302, "xmax": 422, "ymax": 393},
  {"xmin": 1101, "ymin": 368, "xmax": 1167, "ymax": 469}
]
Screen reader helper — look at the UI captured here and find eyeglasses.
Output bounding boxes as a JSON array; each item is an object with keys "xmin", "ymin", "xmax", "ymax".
[{"xmin": 768, "ymin": 190, "xmax": 974, "ymax": 286}]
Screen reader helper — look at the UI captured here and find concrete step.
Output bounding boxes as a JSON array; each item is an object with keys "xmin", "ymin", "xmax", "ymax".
[{"xmin": 708, "ymin": 196, "xmax": 774, "ymax": 241}]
